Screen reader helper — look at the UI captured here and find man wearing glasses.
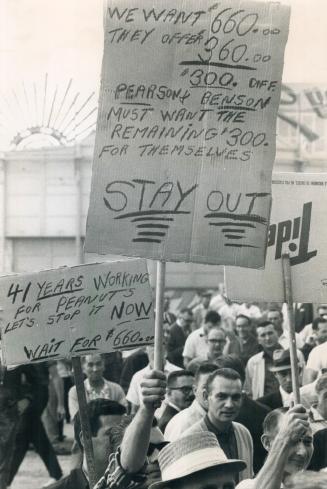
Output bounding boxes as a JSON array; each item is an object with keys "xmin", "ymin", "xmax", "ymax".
[
  {"xmin": 187, "ymin": 326, "xmax": 227, "ymax": 373},
  {"xmin": 158, "ymin": 370, "xmax": 194, "ymax": 432}
]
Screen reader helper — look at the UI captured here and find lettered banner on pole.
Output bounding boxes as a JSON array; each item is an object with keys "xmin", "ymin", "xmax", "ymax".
[
  {"xmin": 85, "ymin": 0, "xmax": 290, "ymax": 268},
  {"xmin": 225, "ymin": 173, "xmax": 327, "ymax": 303},
  {"xmin": 0, "ymin": 259, "xmax": 154, "ymax": 366}
]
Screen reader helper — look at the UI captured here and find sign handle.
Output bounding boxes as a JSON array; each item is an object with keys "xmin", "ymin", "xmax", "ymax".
[
  {"xmin": 71, "ymin": 356, "xmax": 97, "ymax": 488},
  {"xmin": 154, "ymin": 260, "xmax": 166, "ymax": 371},
  {"xmin": 282, "ymin": 254, "xmax": 301, "ymax": 404}
]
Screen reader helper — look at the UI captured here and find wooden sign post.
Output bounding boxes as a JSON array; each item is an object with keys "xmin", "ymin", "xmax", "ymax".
[
  {"xmin": 154, "ymin": 260, "xmax": 166, "ymax": 371},
  {"xmin": 282, "ymin": 253, "xmax": 301, "ymax": 404},
  {"xmin": 72, "ymin": 357, "xmax": 97, "ymax": 489}
]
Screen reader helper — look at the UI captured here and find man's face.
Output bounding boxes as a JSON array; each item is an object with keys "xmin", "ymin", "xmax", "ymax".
[
  {"xmin": 206, "ymin": 376, "xmax": 242, "ymax": 425},
  {"xmin": 179, "ymin": 311, "xmax": 193, "ymax": 329},
  {"xmin": 170, "ymin": 465, "xmax": 236, "ymax": 489},
  {"xmin": 236, "ymin": 317, "xmax": 252, "ymax": 340},
  {"xmin": 317, "ymin": 388, "xmax": 327, "ymax": 419},
  {"xmin": 318, "ymin": 306, "xmax": 327, "ymax": 318},
  {"xmin": 168, "ymin": 375, "xmax": 195, "ymax": 410},
  {"xmin": 267, "ymin": 311, "xmax": 283, "ymax": 333},
  {"xmin": 207, "ymin": 328, "xmax": 226, "ymax": 359},
  {"xmin": 83, "ymin": 354, "xmax": 104, "ymax": 383},
  {"xmin": 194, "ymin": 372, "xmax": 212, "ymax": 408},
  {"xmin": 316, "ymin": 322, "xmax": 327, "ymax": 344},
  {"xmin": 275, "ymin": 368, "xmax": 293, "ymax": 394},
  {"xmin": 272, "ymin": 420, "xmax": 313, "ymax": 476},
  {"xmin": 202, "ymin": 295, "xmax": 211, "ymax": 308},
  {"xmin": 90, "ymin": 418, "xmax": 114, "ymax": 480},
  {"xmin": 257, "ymin": 324, "xmax": 279, "ymax": 350},
  {"xmin": 163, "ymin": 323, "xmax": 171, "ymax": 344}
]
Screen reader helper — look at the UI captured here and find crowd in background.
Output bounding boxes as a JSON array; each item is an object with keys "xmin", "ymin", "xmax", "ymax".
[{"xmin": 1, "ymin": 287, "xmax": 327, "ymax": 489}]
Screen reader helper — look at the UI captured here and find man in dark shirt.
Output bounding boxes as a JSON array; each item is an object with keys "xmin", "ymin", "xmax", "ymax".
[
  {"xmin": 235, "ymin": 314, "xmax": 261, "ymax": 366},
  {"xmin": 158, "ymin": 370, "xmax": 194, "ymax": 432},
  {"xmin": 166, "ymin": 308, "xmax": 193, "ymax": 368},
  {"xmin": 51, "ymin": 398, "xmax": 126, "ymax": 489}
]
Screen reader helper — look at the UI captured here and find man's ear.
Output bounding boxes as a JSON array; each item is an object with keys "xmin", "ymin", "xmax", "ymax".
[
  {"xmin": 261, "ymin": 434, "xmax": 271, "ymax": 451},
  {"xmin": 202, "ymin": 388, "xmax": 209, "ymax": 409}
]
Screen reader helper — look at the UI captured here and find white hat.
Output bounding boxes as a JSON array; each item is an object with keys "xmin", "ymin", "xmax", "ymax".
[{"xmin": 149, "ymin": 432, "xmax": 246, "ymax": 488}]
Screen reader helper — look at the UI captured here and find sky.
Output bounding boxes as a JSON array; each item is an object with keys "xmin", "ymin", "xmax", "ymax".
[
  {"xmin": 0, "ymin": 0, "xmax": 326, "ymax": 148},
  {"xmin": 1, "ymin": 0, "xmax": 326, "ymax": 91}
]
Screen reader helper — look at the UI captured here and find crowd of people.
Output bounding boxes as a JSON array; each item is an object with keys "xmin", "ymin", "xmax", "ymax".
[{"xmin": 1, "ymin": 290, "xmax": 327, "ymax": 489}]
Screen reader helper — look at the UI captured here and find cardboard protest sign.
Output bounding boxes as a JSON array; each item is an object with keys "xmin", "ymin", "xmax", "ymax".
[
  {"xmin": 225, "ymin": 173, "xmax": 327, "ymax": 302},
  {"xmin": 0, "ymin": 259, "xmax": 154, "ymax": 366},
  {"xmin": 85, "ymin": 0, "xmax": 290, "ymax": 268}
]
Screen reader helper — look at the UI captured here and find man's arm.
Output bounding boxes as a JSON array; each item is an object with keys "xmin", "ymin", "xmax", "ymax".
[
  {"xmin": 237, "ymin": 405, "xmax": 310, "ymax": 489},
  {"xmin": 120, "ymin": 369, "xmax": 166, "ymax": 474}
]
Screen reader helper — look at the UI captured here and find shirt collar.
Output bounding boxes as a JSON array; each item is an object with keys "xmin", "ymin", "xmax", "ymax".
[
  {"xmin": 167, "ymin": 401, "xmax": 181, "ymax": 412},
  {"xmin": 310, "ymin": 405, "xmax": 325, "ymax": 422},
  {"xmin": 279, "ymin": 386, "xmax": 292, "ymax": 407},
  {"xmin": 204, "ymin": 414, "xmax": 234, "ymax": 437}
]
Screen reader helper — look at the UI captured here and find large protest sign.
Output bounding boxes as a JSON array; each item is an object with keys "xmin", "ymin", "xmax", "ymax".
[
  {"xmin": 0, "ymin": 259, "xmax": 154, "ymax": 366},
  {"xmin": 85, "ymin": 0, "xmax": 290, "ymax": 268},
  {"xmin": 225, "ymin": 173, "xmax": 327, "ymax": 302}
]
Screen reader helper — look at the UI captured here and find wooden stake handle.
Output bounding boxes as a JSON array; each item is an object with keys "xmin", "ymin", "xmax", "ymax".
[
  {"xmin": 282, "ymin": 254, "xmax": 301, "ymax": 404},
  {"xmin": 72, "ymin": 357, "xmax": 97, "ymax": 488},
  {"xmin": 154, "ymin": 260, "xmax": 166, "ymax": 371}
]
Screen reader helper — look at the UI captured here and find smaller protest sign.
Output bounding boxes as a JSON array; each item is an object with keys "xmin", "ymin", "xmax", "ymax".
[
  {"xmin": 0, "ymin": 259, "xmax": 154, "ymax": 366},
  {"xmin": 225, "ymin": 173, "xmax": 327, "ymax": 303}
]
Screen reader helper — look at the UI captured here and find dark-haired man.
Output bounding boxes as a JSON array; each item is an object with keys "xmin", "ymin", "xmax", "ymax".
[
  {"xmin": 245, "ymin": 321, "xmax": 283, "ymax": 399},
  {"xmin": 183, "ymin": 311, "xmax": 222, "ymax": 368},
  {"xmin": 114, "ymin": 369, "xmax": 245, "ymax": 489},
  {"xmin": 158, "ymin": 370, "xmax": 194, "ymax": 432},
  {"xmin": 164, "ymin": 363, "xmax": 218, "ymax": 441},
  {"xmin": 184, "ymin": 368, "xmax": 253, "ymax": 483},
  {"xmin": 166, "ymin": 308, "xmax": 193, "ymax": 368},
  {"xmin": 235, "ymin": 314, "xmax": 260, "ymax": 366},
  {"xmin": 50, "ymin": 398, "xmax": 127, "ymax": 489},
  {"xmin": 192, "ymin": 291, "xmax": 213, "ymax": 330}
]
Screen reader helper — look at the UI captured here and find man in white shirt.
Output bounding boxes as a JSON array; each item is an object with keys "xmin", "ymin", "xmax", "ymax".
[
  {"xmin": 164, "ymin": 363, "xmax": 218, "ymax": 441},
  {"xmin": 68, "ymin": 354, "xmax": 126, "ymax": 419},
  {"xmin": 309, "ymin": 373, "xmax": 327, "ymax": 434},
  {"xmin": 192, "ymin": 291, "xmax": 212, "ymax": 330},
  {"xmin": 183, "ymin": 311, "xmax": 221, "ymax": 368},
  {"xmin": 306, "ymin": 329, "xmax": 327, "ymax": 383},
  {"xmin": 267, "ymin": 308, "xmax": 304, "ymax": 350},
  {"xmin": 299, "ymin": 303, "xmax": 327, "ymax": 343},
  {"xmin": 127, "ymin": 346, "xmax": 181, "ymax": 414}
]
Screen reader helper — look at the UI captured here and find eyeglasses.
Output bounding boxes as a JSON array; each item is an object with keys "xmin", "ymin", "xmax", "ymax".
[
  {"xmin": 170, "ymin": 386, "xmax": 193, "ymax": 394},
  {"xmin": 207, "ymin": 339, "xmax": 226, "ymax": 344}
]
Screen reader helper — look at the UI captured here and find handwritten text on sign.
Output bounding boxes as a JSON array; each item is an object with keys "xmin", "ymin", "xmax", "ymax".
[
  {"xmin": 225, "ymin": 173, "xmax": 327, "ymax": 302},
  {"xmin": 0, "ymin": 260, "xmax": 154, "ymax": 366},
  {"xmin": 85, "ymin": 0, "xmax": 290, "ymax": 267}
]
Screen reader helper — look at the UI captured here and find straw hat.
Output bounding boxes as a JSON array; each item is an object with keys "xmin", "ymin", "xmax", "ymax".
[{"xmin": 149, "ymin": 432, "xmax": 246, "ymax": 488}]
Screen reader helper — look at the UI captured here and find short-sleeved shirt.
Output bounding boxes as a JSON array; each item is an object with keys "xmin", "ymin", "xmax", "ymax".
[
  {"xmin": 126, "ymin": 362, "xmax": 181, "ymax": 407},
  {"xmin": 182, "ymin": 327, "xmax": 208, "ymax": 361},
  {"xmin": 69, "ymin": 378, "xmax": 127, "ymax": 419},
  {"xmin": 307, "ymin": 342, "xmax": 327, "ymax": 373}
]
